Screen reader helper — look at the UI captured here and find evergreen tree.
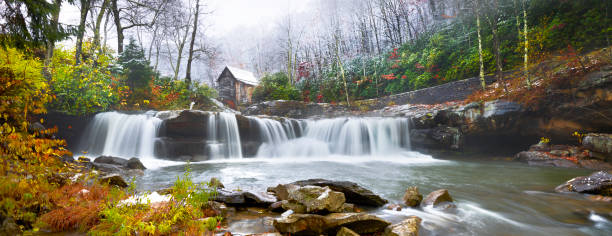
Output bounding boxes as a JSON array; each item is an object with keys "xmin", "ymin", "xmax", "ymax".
[
  {"xmin": 118, "ymin": 38, "xmax": 155, "ymax": 90},
  {"xmin": 0, "ymin": 0, "xmax": 74, "ymax": 50}
]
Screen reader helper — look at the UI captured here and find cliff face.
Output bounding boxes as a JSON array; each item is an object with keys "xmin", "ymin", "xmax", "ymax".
[
  {"xmin": 43, "ymin": 64, "xmax": 611, "ymax": 162},
  {"xmin": 243, "ymin": 65, "xmax": 612, "ymax": 154}
]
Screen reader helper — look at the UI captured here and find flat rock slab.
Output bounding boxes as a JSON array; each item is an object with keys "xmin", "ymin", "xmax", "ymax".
[
  {"xmin": 215, "ymin": 189, "xmax": 278, "ymax": 206},
  {"xmin": 287, "ymin": 179, "xmax": 388, "ymax": 206},
  {"xmin": 383, "ymin": 216, "xmax": 422, "ymax": 236},
  {"xmin": 273, "ymin": 213, "xmax": 390, "ymax": 235},
  {"xmin": 555, "ymin": 171, "xmax": 612, "ymax": 196}
]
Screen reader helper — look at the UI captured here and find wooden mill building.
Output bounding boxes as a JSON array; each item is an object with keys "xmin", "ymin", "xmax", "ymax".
[{"xmin": 217, "ymin": 66, "xmax": 259, "ymax": 107}]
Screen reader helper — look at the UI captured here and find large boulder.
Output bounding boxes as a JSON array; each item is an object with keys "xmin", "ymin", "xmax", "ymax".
[
  {"xmin": 583, "ymin": 133, "xmax": 612, "ymax": 160},
  {"xmin": 94, "ymin": 156, "xmax": 128, "ymax": 166},
  {"xmin": 383, "ymin": 216, "xmax": 421, "ymax": 236},
  {"xmin": 326, "ymin": 213, "xmax": 391, "ymax": 234},
  {"xmin": 279, "ymin": 179, "xmax": 388, "ymax": 207},
  {"xmin": 282, "ymin": 185, "xmax": 346, "ymax": 213},
  {"xmin": 94, "ymin": 156, "xmax": 147, "ymax": 170},
  {"xmin": 421, "ymin": 189, "xmax": 453, "ymax": 207},
  {"xmin": 273, "ymin": 213, "xmax": 390, "ymax": 235},
  {"xmin": 214, "ymin": 189, "xmax": 277, "ymax": 206},
  {"xmin": 126, "ymin": 158, "xmax": 146, "ymax": 170},
  {"xmin": 402, "ymin": 186, "xmax": 423, "ymax": 207},
  {"xmin": 410, "ymin": 126, "xmax": 463, "ymax": 150},
  {"xmin": 555, "ymin": 171, "xmax": 612, "ymax": 196},
  {"xmin": 337, "ymin": 227, "xmax": 359, "ymax": 236},
  {"xmin": 0, "ymin": 216, "xmax": 21, "ymax": 236},
  {"xmin": 273, "ymin": 214, "xmax": 329, "ymax": 235},
  {"xmin": 514, "ymin": 151, "xmax": 580, "ymax": 168},
  {"xmin": 99, "ymin": 174, "xmax": 128, "ymax": 188}
]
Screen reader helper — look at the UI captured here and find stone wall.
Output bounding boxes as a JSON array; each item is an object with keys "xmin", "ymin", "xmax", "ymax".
[
  {"xmin": 244, "ymin": 75, "xmax": 499, "ymax": 118},
  {"xmin": 352, "ymin": 75, "xmax": 498, "ymax": 111}
]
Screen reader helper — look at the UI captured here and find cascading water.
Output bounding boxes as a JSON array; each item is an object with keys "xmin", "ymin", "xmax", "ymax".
[
  {"xmin": 206, "ymin": 112, "xmax": 243, "ymax": 159},
  {"xmin": 252, "ymin": 117, "xmax": 411, "ymax": 157},
  {"xmin": 79, "ymin": 110, "xmax": 411, "ymax": 160},
  {"xmin": 78, "ymin": 111, "xmax": 162, "ymax": 158}
]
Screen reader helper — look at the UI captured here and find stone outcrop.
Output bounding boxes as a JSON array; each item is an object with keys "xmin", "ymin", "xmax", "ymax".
[
  {"xmin": 273, "ymin": 213, "xmax": 390, "ymax": 235},
  {"xmin": 214, "ymin": 189, "xmax": 277, "ymax": 206},
  {"xmin": 555, "ymin": 171, "xmax": 612, "ymax": 196},
  {"xmin": 421, "ymin": 189, "xmax": 453, "ymax": 207},
  {"xmin": 383, "ymin": 216, "xmax": 421, "ymax": 236},
  {"xmin": 583, "ymin": 133, "xmax": 612, "ymax": 161},
  {"xmin": 514, "ymin": 139, "xmax": 612, "ymax": 170},
  {"xmin": 273, "ymin": 179, "xmax": 388, "ymax": 207},
  {"xmin": 337, "ymin": 227, "xmax": 359, "ymax": 236},
  {"xmin": 99, "ymin": 174, "xmax": 128, "ymax": 188},
  {"xmin": 244, "ymin": 100, "xmax": 351, "ymax": 119},
  {"xmin": 281, "ymin": 185, "xmax": 346, "ymax": 214},
  {"xmin": 92, "ymin": 156, "xmax": 147, "ymax": 173},
  {"xmin": 402, "ymin": 187, "xmax": 423, "ymax": 207}
]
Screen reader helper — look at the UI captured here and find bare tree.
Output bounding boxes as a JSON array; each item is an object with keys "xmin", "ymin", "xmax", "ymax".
[
  {"xmin": 185, "ymin": 0, "xmax": 201, "ymax": 86},
  {"xmin": 76, "ymin": 0, "xmax": 92, "ymax": 64},
  {"xmin": 474, "ymin": 0, "xmax": 486, "ymax": 91},
  {"xmin": 110, "ymin": 0, "xmax": 168, "ymax": 54},
  {"xmin": 484, "ymin": 0, "xmax": 508, "ymax": 94}
]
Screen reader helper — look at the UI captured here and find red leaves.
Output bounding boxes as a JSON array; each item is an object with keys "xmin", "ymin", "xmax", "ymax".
[
  {"xmin": 297, "ymin": 62, "xmax": 312, "ymax": 81},
  {"xmin": 389, "ymin": 48, "xmax": 399, "ymax": 59},
  {"xmin": 381, "ymin": 73, "xmax": 397, "ymax": 80}
]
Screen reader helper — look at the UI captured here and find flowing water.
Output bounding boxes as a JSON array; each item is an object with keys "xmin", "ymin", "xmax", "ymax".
[{"xmin": 77, "ymin": 112, "xmax": 612, "ymax": 235}]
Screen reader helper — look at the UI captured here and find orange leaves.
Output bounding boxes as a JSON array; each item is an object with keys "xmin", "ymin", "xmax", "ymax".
[{"xmin": 41, "ymin": 184, "xmax": 113, "ymax": 232}]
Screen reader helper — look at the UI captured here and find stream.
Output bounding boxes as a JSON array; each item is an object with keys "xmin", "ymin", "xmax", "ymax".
[{"xmin": 77, "ymin": 111, "xmax": 612, "ymax": 235}]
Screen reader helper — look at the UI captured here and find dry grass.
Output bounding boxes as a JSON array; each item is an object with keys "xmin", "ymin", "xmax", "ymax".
[{"xmin": 466, "ymin": 46, "xmax": 612, "ymax": 109}]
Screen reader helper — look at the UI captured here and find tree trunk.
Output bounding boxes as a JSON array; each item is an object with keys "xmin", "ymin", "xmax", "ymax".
[
  {"xmin": 492, "ymin": 17, "xmax": 508, "ymax": 95},
  {"xmin": 44, "ymin": 0, "xmax": 62, "ymax": 80},
  {"xmin": 93, "ymin": 0, "xmax": 110, "ymax": 54},
  {"xmin": 110, "ymin": 0, "xmax": 124, "ymax": 54},
  {"xmin": 185, "ymin": 0, "xmax": 200, "ymax": 87},
  {"xmin": 173, "ymin": 32, "xmax": 190, "ymax": 81},
  {"xmin": 475, "ymin": 0, "xmax": 486, "ymax": 91},
  {"xmin": 335, "ymin": 34, "xmax": 350, "ymax": 107},
  {"xmin": 367, "ymin": 1, "xmax": 381, "ymax": 55},
  {"xmin": 523, "ymin": 0, "xmax": 531, "ymax": 89},
  {"xmin": 76, "ymin": 0, "xmax": 91, "ymax": 65}
]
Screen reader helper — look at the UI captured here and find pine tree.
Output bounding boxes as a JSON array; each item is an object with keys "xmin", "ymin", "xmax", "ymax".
[
  {"xmin": 0, "ymin": 0, "xmax": 74, "ymax": 50},
  {"xmin": 118, "ymin": 38, "xmax": 155, "ymax": 90}
]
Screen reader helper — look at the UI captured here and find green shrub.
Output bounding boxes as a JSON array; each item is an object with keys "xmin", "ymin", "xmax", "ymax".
[{"xmin": 252, "ymin": 72, "xmax": 301, "ymax": 102}]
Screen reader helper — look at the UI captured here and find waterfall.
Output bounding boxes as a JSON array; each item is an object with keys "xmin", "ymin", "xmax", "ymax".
[
  {"xmin": 78, "ymin": 111, "xmax": 162, "ymax": 158},
  {"xmin": 207, "ymin": 112, "xmax": 242, "ymax": 159},
  {"xmin": 253, "ymin": 117, "xmax": 411, "ymax": 157},
  {"xmin": 79, "ymin": 111, "xmax": 410, "ymax": 161},
  {"xmin": 249, "ymin": 117, "xmax": 306, "ymax": 157}
]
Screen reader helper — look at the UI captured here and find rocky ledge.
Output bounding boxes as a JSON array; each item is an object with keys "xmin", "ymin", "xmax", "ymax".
[
  {"xmin": 555, "ymin": 170, "xmax": 612, "ymax": 200},
  {"xmin": 61, "ymin": 155, "xmax": 147, "ymax": 188},
  {"xmin": 515, "ymin": 133, "xmax": 612, "ymax": 170},
  {"xmin": 187, "ymin": 179, "xmax": 462, "ymax": 236}
]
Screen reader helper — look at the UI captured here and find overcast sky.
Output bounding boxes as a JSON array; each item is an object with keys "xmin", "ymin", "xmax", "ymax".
[
  {"xmin": 56, "ymin": 0, "xmax": 316, "ymax": 79},
  {"xmin": 59, "ymin": 0, "xmax": 315, "ymax": 46},
  {"xmin": 207, "ymin": 0, "xmax": 314, "ymax": 37}
]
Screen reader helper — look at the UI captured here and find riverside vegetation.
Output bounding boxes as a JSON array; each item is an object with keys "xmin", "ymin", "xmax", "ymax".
[{"xmin": 1, "ymin": 0, "xmax": 611, "ymax": 235}]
